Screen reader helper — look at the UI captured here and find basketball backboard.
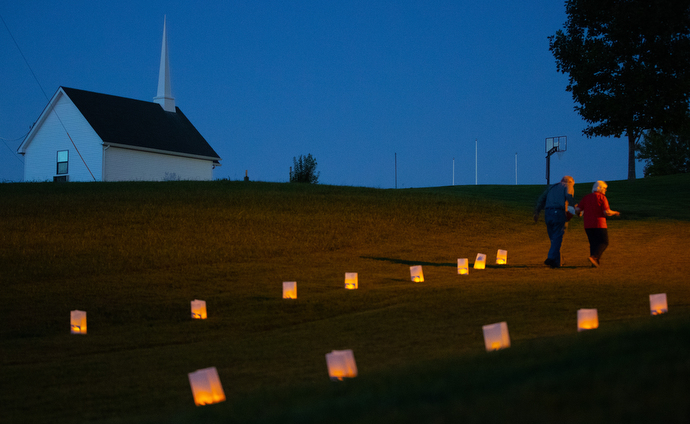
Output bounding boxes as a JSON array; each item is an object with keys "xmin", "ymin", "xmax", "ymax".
[{"xmin": 545, "ymin": 136, "xmax": 567, "ymax": 154}]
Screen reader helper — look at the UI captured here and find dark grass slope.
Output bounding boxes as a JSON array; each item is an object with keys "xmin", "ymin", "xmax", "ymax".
[
  {"xmin": 423, "ymin": 173, "xmax": 690, "ymax": 221},
  {"xmin": 175, "ymin": 312, "xmax": 690, "ymax": 424},
  {"xmin": 1, "ymin": 174, "xmax": 689, "ymax": 424}
]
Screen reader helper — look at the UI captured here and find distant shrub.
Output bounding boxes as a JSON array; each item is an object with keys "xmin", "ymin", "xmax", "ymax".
[{"xmin": 290, "ymin": 154, "xmax": 320, "ymax": 184}]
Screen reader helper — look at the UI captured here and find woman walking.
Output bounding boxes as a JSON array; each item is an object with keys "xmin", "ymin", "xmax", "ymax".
[{"xmin": 578, "ymin": 181, "xmax": 620, "ymax": 267}]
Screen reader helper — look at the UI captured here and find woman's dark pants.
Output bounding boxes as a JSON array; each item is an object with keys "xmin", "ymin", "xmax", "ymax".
[{"xmin": 585, "ymin": 228, "xmax": 609, "ymax": 260}]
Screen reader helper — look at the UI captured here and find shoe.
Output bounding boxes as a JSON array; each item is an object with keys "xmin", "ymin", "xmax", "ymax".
[
  {"xmin": 588, "ymin": 256, "xmax": 599, "ymax": 268},
  {"xmin": 544, "ymin": 258, "xmax": 559, "ymax": 268}
]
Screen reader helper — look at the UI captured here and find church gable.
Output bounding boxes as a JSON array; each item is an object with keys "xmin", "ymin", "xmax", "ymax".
[{"xmin": 18, "ymin": 89, "xmax": 104, "ymax": 182}]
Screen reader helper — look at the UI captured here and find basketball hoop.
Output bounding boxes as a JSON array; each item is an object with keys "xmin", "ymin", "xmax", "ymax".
[{"xmin": 557, "ymin": 151, "xmax": 565, "ymax": 160}]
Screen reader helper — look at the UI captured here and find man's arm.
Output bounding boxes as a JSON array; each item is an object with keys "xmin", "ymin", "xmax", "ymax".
[
  {"xmin": 533, "ymin": 188, "xmax": 548, "ymax": 222},
  {"xmin": 564, "ymin": 191, "xmax": 576, "ymax": 207}
]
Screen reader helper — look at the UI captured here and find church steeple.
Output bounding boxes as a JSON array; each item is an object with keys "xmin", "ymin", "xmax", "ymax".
[{"xmin": 154, "ymin": 16, "xmax": 176, "ymax": 112}]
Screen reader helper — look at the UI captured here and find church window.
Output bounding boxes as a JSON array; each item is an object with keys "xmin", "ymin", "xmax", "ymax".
[{"xmin": 57, "ymin": 150, "xmax": 69, "ymax": 174}]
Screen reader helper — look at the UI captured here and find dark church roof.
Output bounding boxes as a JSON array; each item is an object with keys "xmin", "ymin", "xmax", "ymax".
[{"xmin": 61, "ymin": 87, "xmax": 220, "ymax": 161}]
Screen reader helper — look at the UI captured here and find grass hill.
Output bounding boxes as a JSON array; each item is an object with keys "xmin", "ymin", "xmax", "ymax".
[{"xmin": 1, "ymin": 174, "xmax": 689, "ymax": 423}]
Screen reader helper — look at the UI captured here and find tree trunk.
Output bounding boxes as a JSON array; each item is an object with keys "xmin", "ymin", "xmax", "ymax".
[{"xmin": 628, "ymin": 131, "xmax": 637, "ymax": 180}]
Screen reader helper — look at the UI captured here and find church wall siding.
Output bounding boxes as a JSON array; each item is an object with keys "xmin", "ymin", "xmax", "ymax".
[{"xmin": 104, "ymin": 147, "xmax": 213, "ymax": 181}]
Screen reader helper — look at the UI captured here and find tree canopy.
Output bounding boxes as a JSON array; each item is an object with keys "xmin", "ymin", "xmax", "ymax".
[
  {"xmin": 290, "ymin": 154, "xmax": 320, "ymax": 184},
  {"xmin": 549, "ymin": 0, "xmax": 690, "ymax": 180}
]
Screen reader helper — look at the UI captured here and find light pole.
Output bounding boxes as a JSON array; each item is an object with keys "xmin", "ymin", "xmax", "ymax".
[
  {"xmin": 395, "ymin": 153, "xmax": 397, "ymax": 189},
  {"xmin": 475, "ymin": 139, "xmax": 477, "ymax": 185}
]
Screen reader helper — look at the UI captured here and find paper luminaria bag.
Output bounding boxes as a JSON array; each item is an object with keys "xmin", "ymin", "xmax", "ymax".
[
  {"xmin": 482, "ymin": 322, "xmax": 510, "ymax": 351},
  {"xmin": 457, "ymin": 258, "xmax": 469, "ymax": 275},
  {"xmin": 326, "ymin": 349, "xmax": 358, "ymax": 381},
  {"xmin": 191, "ymin": 299, "xmax": 207, "ymax": 319},
  {"xmin": 577, "ymin": 308, "xmax": 599, "ymax": 331},
  {"xmin": 410, "ymin": 265, "xmax": 424, "ymax": 282},
  {"xmin": 70, "ymin": 310, "xmax": 87, "ymax": 334},
  {"xmin": 188, "ymin": 367, "xmax": 226, "ymax": 406},
  {"xmin": 283, "ymin": 281, "xmax": 297, "ymax": 299},
  {"xmin": 345, "ymin": 273, "xmax": 358, "ymax": 290},
  {"xmin": 649, "ymin": 293, "xmax": 668, "ymax": 315},
  {"xmin": 496, "ymin": 249, "xmax": 508, "ymax": 265},
  {"xmin": 473, "ymin": 253, "xmax": 487, "ymax": 269}
]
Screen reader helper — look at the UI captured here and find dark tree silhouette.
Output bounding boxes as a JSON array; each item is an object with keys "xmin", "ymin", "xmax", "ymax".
[
  {"xmin": 549, "ymin": 0, "xmax": 690, "ymax": 180},
  {"xmin": 636, "ymin": 127, "xmax": 690, "ymax": 177}
]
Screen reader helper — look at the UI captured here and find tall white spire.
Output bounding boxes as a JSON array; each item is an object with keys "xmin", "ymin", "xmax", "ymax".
[{"xmin": 154, "ymin": 16, "xmax": 175, "ymax": 112}]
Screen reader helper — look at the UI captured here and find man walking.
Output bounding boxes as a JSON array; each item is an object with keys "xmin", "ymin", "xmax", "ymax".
[{"xmin": 534, "ymin": 175, "xmax": 577, "ymax": 268}]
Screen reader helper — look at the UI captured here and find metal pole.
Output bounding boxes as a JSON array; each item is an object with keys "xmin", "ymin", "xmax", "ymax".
[
  {"xmin": 546, "ymin": 147, "xmax": 557, "ymax": 185},
  {"xmin": 515, "ymin": 152, "xmax": 518, "ymax": 185},
  {"xmin": 395, "ymin": 153, "xmax": 397, "ymax": 189},
  {"xmin": 546, "ymin": 155, "xmax": 550, "ymax": 185},
  {"xmin": 475, "ymin": 139, "xmax": 477, "ymax": 185},
  {"xmin": 452, "ymin": 157, "xmax": 455, "ymax": 186}
]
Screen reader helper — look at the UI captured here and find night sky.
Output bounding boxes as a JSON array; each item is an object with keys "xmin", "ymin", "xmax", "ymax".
[{"xmin": 0, "ymin": 1, "xmax": 644, "ymax": 187}]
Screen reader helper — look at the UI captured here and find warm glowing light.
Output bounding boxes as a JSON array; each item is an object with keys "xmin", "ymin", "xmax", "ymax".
[
  {"xmin": 188, "ymin": 367, "xmax": 226, "ymax": 406},
  {"xmin": 474, "ymin": 253, "xmax": 486, "ymax": 269},
  {"xmin": 70, "ymin": 310, "xmax": 87, "ymax": 334},
  {"xmin": 345, "ymin": 272, "xmax": 358, "ymax": 290},
  {"xmin": 577, "ymin": 309, "xmax": 599, "ymax": 331},
  {"xmin": 283, "ymin": 281, "xmax": 297, "ymax": 299},
  {"xmin": 649, "ymin": 293, "xmax": 668, "ymax": 315},
  {"xmin": 457, "ymin": 258, "xmax": 469, "ymax": 275},
  {"xmin": 482, "ymin": 322, "xmax": 510, "ymax": 351},
  {"xmin": 410, "ymin": 265, "xmax": 424, "ymax": 282},
  {"xmin": 496, "ymin": 249, "xmax": 507, "ymax": 265},
  {"xmin": 326, "ymin": 349, "xmax": 358, "ymax": 381},
  {"xmin": 191, "ymin": 299, "xmax": 207, "ymax": 319}
]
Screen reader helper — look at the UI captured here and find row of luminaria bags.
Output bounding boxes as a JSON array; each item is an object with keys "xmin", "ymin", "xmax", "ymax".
[{"xmin": 68, "ymin": 249, "xmax": 670, "ymax": 406}]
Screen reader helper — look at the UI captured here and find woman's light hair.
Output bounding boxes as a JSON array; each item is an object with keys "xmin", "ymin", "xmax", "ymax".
[{"xmin": 592, "ymin": 180, "xmax": 608, "ymax": 193}]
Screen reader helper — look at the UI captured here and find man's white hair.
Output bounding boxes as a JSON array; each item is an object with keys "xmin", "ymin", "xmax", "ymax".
[{"xmin": 592, "ymin": 180, "xmax": 608, "ymax": 193}]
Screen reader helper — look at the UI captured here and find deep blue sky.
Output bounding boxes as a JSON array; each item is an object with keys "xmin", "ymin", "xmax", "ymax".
[{"xmin": 0, "ymin": 1, "xmax": 644, "ymax": 187}]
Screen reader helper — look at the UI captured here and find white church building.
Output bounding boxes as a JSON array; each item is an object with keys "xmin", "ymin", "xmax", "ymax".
[{"xmin": 17, "ymin": 18, "xmax": 221, "ymax": 182}]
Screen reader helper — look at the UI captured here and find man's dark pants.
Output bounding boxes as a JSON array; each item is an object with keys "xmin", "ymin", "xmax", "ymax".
[{"xmin": 545, "ymin": 207, "xmax": 566, "ymax": 266}]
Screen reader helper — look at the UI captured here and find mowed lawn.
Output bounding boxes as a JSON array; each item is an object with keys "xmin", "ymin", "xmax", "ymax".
[{"xmin": 1, "ymin": 175, "xmax": 689, "ymax": 423}]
